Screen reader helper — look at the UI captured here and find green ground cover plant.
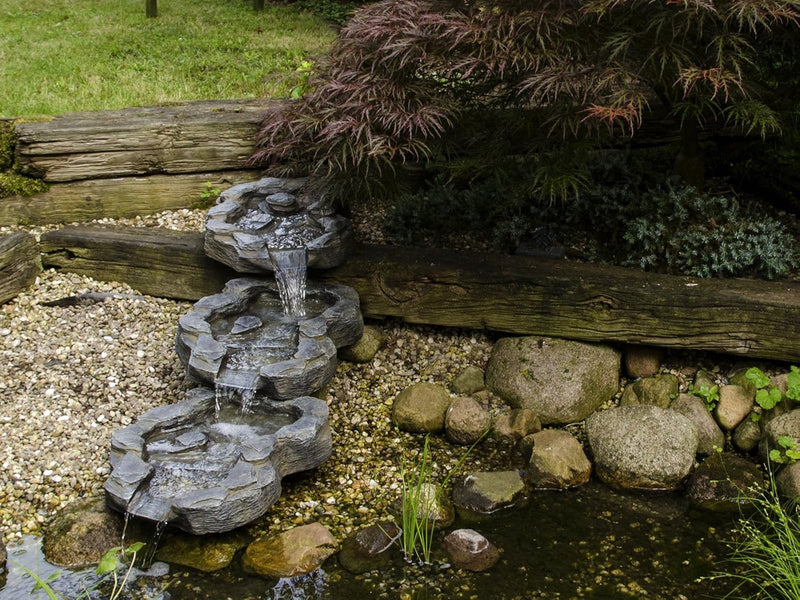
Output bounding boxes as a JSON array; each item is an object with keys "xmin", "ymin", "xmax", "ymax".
[{"xmin": 0, "ymin": 0, "xmax": 337, "ymax": 118}]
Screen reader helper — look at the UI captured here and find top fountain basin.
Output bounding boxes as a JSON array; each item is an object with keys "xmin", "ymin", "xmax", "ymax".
[{"xmin": 204, "ymin": 177, "xmax": 354, "ymax": 273}]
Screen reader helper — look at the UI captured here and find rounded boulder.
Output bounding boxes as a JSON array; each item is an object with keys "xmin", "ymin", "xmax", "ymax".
[
  {"xmin": 485, "ymin": 337, "xmax": 620, "ymax": 425},
  {"xmin": 586, "ymin": 405, "xmax": 699, "ymax": 491}
]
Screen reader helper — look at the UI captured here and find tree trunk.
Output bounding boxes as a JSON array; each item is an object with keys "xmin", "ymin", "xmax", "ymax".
[
  {"xmin": 675, "ymin": 117, "xmax": 705, "ymax": 189},
  {"xmin": 146, "ymin": 0, "xmax": 157, "ymax": 18}
]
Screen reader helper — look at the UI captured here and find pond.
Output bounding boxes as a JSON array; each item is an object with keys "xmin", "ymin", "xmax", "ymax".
[{"xmin": 2, "ymin": 481, "xmax": 737, "ymax": 600}]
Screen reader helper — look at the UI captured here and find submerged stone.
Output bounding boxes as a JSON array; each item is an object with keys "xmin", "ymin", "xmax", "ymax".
[
  {"xmin": 156, "ymin": 530, "xmax": 251, "ymax": 572},
  {"xmin": 338, "ymin": 521, "xmax": 401, "ymax": 574},
  {"xmin": 42, "ymin": 497, "xmax": 126, "ymax": 568},
  {"xmin": 243, "ymin": 523, "xmax": 339, "ymax": 578}
]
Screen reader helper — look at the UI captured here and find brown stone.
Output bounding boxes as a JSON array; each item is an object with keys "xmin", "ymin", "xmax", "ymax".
[{"xmin": 243, "ymin": 523, "xmax": 338, "ymax": 578}]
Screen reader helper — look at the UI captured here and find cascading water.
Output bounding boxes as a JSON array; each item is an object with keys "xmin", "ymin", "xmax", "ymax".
[{"xmin": 269, "ymin": 247, "xmax": 308, "ymax": 318}]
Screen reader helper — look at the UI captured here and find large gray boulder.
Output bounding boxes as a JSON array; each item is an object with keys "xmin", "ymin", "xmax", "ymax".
[
  {"xmin": 485, "ymin": 337, "xmax": 620, "ymax": 425},
  {"xmin": 586, "ymin": 405, "xmax": 699, "ymax": 491}
]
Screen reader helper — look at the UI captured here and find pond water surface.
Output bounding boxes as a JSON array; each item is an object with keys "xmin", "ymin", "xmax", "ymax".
[{"xmin": 1, "ymin": 482, "xmax": 738, "ymax": 600}]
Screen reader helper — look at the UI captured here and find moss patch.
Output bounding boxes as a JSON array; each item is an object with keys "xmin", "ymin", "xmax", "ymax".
[
  {"xmin": 0, "ymin": 120, "xmax": 15, "ymax": 171},
  {"xmin": 0, "ymin": 172, "xmax": 48, "ymax": 198}
]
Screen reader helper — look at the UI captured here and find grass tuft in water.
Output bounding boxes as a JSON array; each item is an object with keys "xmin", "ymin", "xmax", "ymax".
[{"xmin": 715, "ymin": 472, "xmax": 800, "ymax": 599}]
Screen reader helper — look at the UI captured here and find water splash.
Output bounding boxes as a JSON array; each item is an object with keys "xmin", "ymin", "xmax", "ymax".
[
  {"xmin": 269, "ymin": 569, "xmax": 327, "ymax": 600},
  {"xmin": 269, "ymin": 247, "xmax": 308, "ymax": 318}
]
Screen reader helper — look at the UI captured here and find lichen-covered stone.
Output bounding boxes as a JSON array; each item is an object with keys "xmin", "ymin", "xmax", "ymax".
[
  {"xmin": 586, "ymin": 405, "xmax": 699, "ymax": 491},
  {"xmin": 42, "ymin": 497, "xmax": 125, "ymax": 568},
  {"xmin": 619, "ymin": 373, "xmax": 679, "ymax": 409},
  {"xmin": 450, "ymin": 366, "xmax": 486, "ymax": 395},
  {"xmin": 338, "ymin": 325, "xmax": 384, "ymax": 363},
  {"xmin": 491, "ymin": 408, "xmax": 541, "ymax": 443},
  {"xmin": 452, "ymin": 471, "xmax": 527, "ymax": 517},
  {"xmin": 485, "ymin": 337, "xmax": 620, "ymax": 425}
]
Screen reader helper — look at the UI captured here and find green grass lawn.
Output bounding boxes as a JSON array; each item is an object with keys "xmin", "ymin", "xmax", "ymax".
[{"xmin": 0, "ymin": 0, "xmax": 337, "ymax": 118}]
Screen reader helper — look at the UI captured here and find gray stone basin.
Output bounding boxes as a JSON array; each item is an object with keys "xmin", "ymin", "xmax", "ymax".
[
  {"xmin": 204, "ymin": 177, "xmax": 353, "ymax": 273},
  {"xmin": 175, "ymin": 277, "xmax": 363, "ymax": 400},
  {"xmin": 104, "ymin": 387, "xmax": 332, "ymax": 534}
]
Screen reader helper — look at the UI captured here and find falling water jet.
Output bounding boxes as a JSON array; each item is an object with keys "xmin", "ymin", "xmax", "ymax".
[{"xmin": 268, "ymin": 247, "xmax": 308, "ymax": 318}]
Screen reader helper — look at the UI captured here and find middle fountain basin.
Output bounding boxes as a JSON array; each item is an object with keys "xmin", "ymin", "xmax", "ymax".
[
  {"xmin": 104, "ymin": 387, "xmax": 332, "ymax": 534},
  {"xmin": 176, "ymin": 277, "xmax": 363, "ymax": 399}
]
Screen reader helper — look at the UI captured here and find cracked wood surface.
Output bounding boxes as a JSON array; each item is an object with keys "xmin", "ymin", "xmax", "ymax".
[{"xmin": 38, "ymin": 225, "xmax": 800, "ymax": 361}]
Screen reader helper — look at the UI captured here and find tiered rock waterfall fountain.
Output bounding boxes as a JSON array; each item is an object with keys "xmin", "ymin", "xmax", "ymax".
[{"xmin": 105, "ymin": 178, "xmax": 363, "ymax": 535}]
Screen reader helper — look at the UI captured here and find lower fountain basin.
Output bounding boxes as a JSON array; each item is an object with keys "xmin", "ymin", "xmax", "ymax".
[
  {"xmin": 176, "ymin": 277, "xmax": 363, "ymax": 399},
  {"xmin": 104, "ymin": 387, "xmax": 332, "ymax": 534}
]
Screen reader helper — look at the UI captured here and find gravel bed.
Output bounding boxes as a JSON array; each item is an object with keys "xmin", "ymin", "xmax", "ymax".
[{"xmin": 0, "ymin": 264, "xmax": 509, "ymax": 547}]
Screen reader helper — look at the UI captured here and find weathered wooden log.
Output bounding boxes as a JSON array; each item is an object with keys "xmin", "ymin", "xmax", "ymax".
[
  {"xmin": 320, "ymin": 245, "xmax": 800, "ymax": 362},
  {"xmin": 15, "ymin": 99, "xmax": 279, "ymax": 182},
  {"xmin": 0, "ymin": 170, "xmax": 260, "ymax": 226},
  {"xmin": 0, "ymin": 232, "xmax": 41, "ymax": 304},
  {"xmin": 39, "ymin": 226, "xmax": 235, "ymax": 301},
  {"xmin": 37, "ymin": 226, "xmax": 800, "ymax": 361}
]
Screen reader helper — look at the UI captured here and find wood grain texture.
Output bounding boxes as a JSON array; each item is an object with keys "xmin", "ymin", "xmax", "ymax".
[
  {"xmin": 36, "ymin": 226, "xmax": 800, "ymax": 361},
  {"xmin": 39, "ymin": 225, "xmax": 235, "ymax": 300},
  {"xmin": 15, "ymin": 99, "xmax": 280, "ymax": 182},
  {"xmin": 0, "ymin": 232, "xmax": 41, "ymax": 304},
  {"xmin": 0, "ymin": 170, "xmax": 260, "ymax": 226}
]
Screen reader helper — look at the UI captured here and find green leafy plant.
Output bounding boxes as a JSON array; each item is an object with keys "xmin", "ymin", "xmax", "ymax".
[
  {"xmin": 619, "ymin": 182, "xmax": 799, "ymax": 279},
  {"xmin": 746, "ymin": 367, "xmax": 784, "ymax": 411},
  {"xmin": 787, "ymin": 366, "xmax": 800, "ymax": 401},
  {"xmin": 193, "ymin": 181, "xmax": 221, "ymax": 209},
  {"xmin": 769, "ymin": 435, "xmax": 800, "ymax": 466},
  {"xmin": 16, "ymin": 542, "xmax": 145, "ymax": 600},
  {"xmin": 289, "ymin": 60, "xmax": 316, "ymax": 99},
  {"xmin": 691, "ymin": 381, "xmax": 721, "ymax": 412}
]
